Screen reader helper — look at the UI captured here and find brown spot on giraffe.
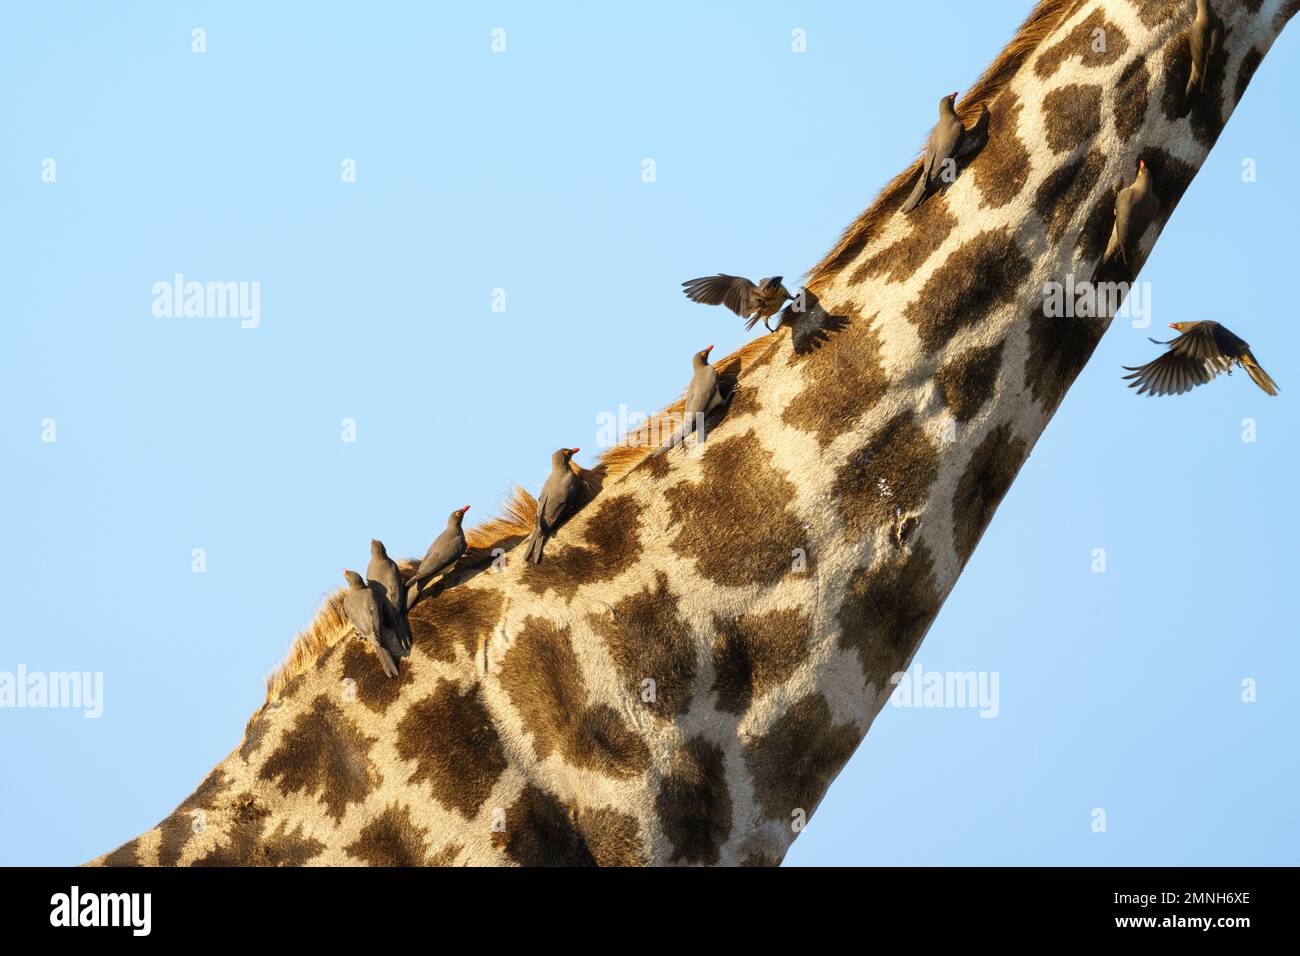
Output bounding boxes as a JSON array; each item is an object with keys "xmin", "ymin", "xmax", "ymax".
[
  {"xmin": 192, "ymin": 794, "xmax": 325, "ymax": 866},
  {"xmin": 576, "ymin": 807, "xmax": 647, "ymax": 866},
  {"xmin": 344, "ymin": 804, "xmax": 432, "ymax": 866},
  {"xmin": 492, "ymin": 785, "xmax": 642, "ymax": 866},
  {"xmin": 523, "ymin": 494, "xmax": 644, "ymax": 600},
  {"xmin": 740, "ymin": 852, "xmax": 782, "ymax": 867},
  {"xmin": 587, "ymin": 572, "xmax": 696, "ymax": 718},
  {"xmin": 640, "ymin": 449, "xmax": 672, "ymax": 479},
  {"xmin": 812, "ymin": 216, "xmax": 885, "ymax": 285},
  {"xmin": 429, "ymin": 842, "xmax": 463, "ymax": 866},
  {"xmin": 782, "ymin": 306, "xmax": 889, "ymax": 447},
  {"xmin": 664, "ymin": 430, "xmax": 810, "ymax": 587},
  {"xmin": 1129, "ymin": 0, "xmax": 1183, "ymax": 28},
  {"xmin": 1034, "ymin": 9, "xmax": 1129, "ymax": 79},
  {"xmin": 1034, "ymin": 149, "xmax": 1107, "ymax": 242},
  {"xmin": 834, "ymin": 411, "xmax": 940, "ymax": 543},
  {"xmin": 1025, "ymin": 306, "xmax": 1106, "ymax": 412},
  {"xmin": 341, "ymin": 639, "xmax": 414, "ymax": 713},
  {"xmin": 1159, "ymin": 31, "xmax": 1192, "ymax": 122},
  {"xmin": 904, "ymin": 229, "xmax": 1032, "ymax": 354},
  {"xmin": 498, "ymin": 617, "xmax": 649, "ymax": 779},
  {"xmin": 396, "ymin": 680, "xmax": 508, "ymax": 817},
  {"xmin": 1236, "ymin": 48, "xmax": 1264, "ymax": 104},
  {"xmin": 1043, "ymin": 84, "xmax": 1103, "ymax": 153},
  {"xmin": 972, "ymin": 91, "xmax": 1030, "ymax": 208},
  {"xmin": 410, "ymin": 584, "xmax": 504, "ymax": 665},
  {"xmin": 723, "ymin": 374, "xmax": 764, "ymax": 420},
  {"xmin": 936, "ymin": 340, "xmax": 1005, "ymax": 424},
  {"xmin": 1145, "ymin": 149, "xmax": 1197, "ymax": 225},
  {"xmin": 258, "ymin": 694, "xmax": 381, "ymax": 824},
  {"xmin": 952, "ymin": 424, "xmax": 1028, "ymax": 567},
  {"xmin": 838, "ymin": 544, "xmax": 942, "ymax": 690},
  {"xmin": 491, "ymin": 785, "xmax": 591, "ymax": 866},
  {"xmin": 711, "ymin": 607, "xmax": 812, "ymax": 715},
  {"xmin": 1114, "ymin": 56, "xmax": 1151, "ymax": 143},
  {"xmin": 1076, "ymin": 175, "xmax": 1120, "ymax": 265},
  {"xmin": 655, "ymin": 736, "xmax": 733, "ymax": 865},
  {"xmin": 743, "ymin": 693, "xmax": 859, "ymax": 825},
  {"xmin": 850, "ymin": 201, "xmax": 958, "ymax": 286},
  {"xmin": 100, "ymin": 837, "xmax": 143, "ymax": 867}
]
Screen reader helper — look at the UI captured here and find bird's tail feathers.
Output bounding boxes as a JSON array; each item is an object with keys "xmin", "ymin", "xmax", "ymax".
[
  {"xmin": 900, "ymin": 174, "xmax": 927, "ymax": 214},
  {"xmin": 369, "ymin": 636, "xmax": 399, "ymax": 678},
  {"xmin": 524, "ymin": 528, "xmax": 545, "ymax": 564},
  {"xmin": 1242, "ymin": 354, "xmax": 1279, "ymax": 396}
]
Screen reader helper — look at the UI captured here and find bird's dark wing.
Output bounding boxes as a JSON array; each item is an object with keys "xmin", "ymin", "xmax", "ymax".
[
  {"xmin": 1113, "ymin": 187, "xmax": 1134, "ymax": 250},
  {"xmin": 540, "ymin": 472, "xmax": 578, "ymax": 526},
  {"xmin": 380, "ymin": 563, "xmax": 404, "ymax": 612},
  {"xmin": 344, "ymin": 589, "xmax": 382, "ymax": 639},
  {"xmin": 683, "ymin": 275, "xmax": 755, "ymax": 317},
  {"xmin": 1190, "ymin": 23, "xmax": 1207, "ymax": 72},
  {"xmin": 1168, "ymin": 322, "xmax": 1231, "ymax": 362},
  {"xmin": 918, "ymin": 137, "xmax": 938, "ymax": 186},
  {"xmin": 417, "ymin": 528, "xmax": 461, "ymax": 578},
  {"xmin": 928, "ymin": 117, "xmax": 964, "ymax": 183},
  {"xmin": 1205, "ymin": 24, "xmax": 1223, "ymax": 86},
  {"xmin": 1122, "ymin": 341, "xmax": 1226, "ymax": 397},
  {"xmin": 683, "ymin": 366, "xmax": 720, "ymax": 417}
]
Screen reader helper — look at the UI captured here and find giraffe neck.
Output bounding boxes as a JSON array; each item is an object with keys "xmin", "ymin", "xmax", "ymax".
[{"xmin": 96, "ymin": 0, "xmax": 1295, "ymax": 867}]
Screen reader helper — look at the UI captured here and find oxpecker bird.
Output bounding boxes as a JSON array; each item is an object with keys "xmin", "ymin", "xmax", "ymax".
[
  {"xmin": 1186, "ymin": 0, "xmax": 1225, "ymax": 99},
  {"xmin": 901, "ymin": 92, "xmax": 980, "ymax": 214},
  {"xmin": 681, "ymin": 274, "xmax": 794, "ymax": 332},
  {"xmin": 1102, "ymin": 160, "xmax": 1160, "ymax": 268},
  {"xmin": 341, "ymin": 570, "xmax": 400, "ymax": 678},
  {"xmin": 652, "ymin": 345, "xmax": 727, "ymax": 457},
  {"xmin": 1122, "ymin": 321, "xmax": 1278, "ymax": 397},
  {"xmin": 406, "ymin": 506, "xmax": 471, "ymax": 607},
  {"xmin": 523, "ymin": 448, "xmax": 581, "ymax": 564},
  {"xmin": 366, "ymin": 539, "xmax": 411, "ymax": 653}
]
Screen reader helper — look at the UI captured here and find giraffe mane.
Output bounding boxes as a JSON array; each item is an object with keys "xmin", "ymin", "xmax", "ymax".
[
  {"xmin": 806, "ymin": 0, "xmax": 1085, "ymax": 289},
  {"xmin": 262, "ymin": 331, "xmax": 782, "ymax": 702}
]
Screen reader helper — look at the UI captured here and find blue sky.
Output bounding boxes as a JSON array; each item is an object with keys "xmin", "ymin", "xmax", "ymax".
[{"xmin": 1, "ymin": 2, "xmax": 1295, "ymax": 866}]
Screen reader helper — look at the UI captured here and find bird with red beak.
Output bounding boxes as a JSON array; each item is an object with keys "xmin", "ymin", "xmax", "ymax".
[
  {"xmin": 651, "ymin": 344, "xmax": 727, "ymax": 457},
  {"xmin": 523, "ymin": 448, "xmax": 582, "ymax": 564},
  {"xmin": 406, "ymin": 505, "xmax": 474, "ymax": 608}
]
